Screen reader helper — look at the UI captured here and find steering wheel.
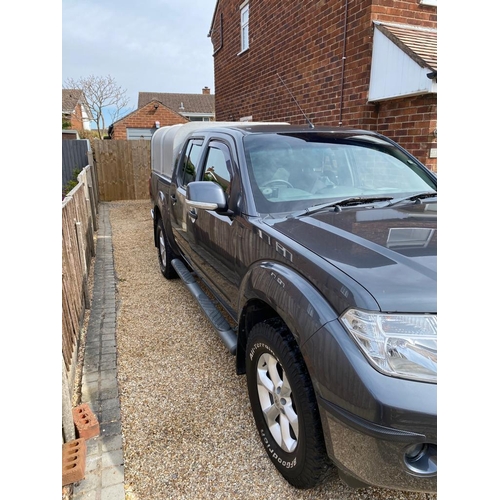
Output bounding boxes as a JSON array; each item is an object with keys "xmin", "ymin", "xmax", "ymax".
[{"xmin": 261, "ymin": 179, "xmax": 294, "ymax": 188}]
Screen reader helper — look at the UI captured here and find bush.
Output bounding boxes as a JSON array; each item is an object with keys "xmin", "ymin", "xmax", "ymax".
[{"xmin": 63, "ymin": 168, "xmax": 82, "ymax": 199}]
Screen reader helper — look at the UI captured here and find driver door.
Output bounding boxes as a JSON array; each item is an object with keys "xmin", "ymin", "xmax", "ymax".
[{"xmin": 187, "ymin": 140, "xmax": 239, "ymax": 313}]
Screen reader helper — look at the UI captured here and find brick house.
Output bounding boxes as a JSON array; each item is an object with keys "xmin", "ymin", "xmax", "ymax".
[
  {"xmin": 208, "ymin": 0, "xmax": 437, "ymax": 171},
  {"xmin": 108, "ymin": 100, "xmax": 189, "ymax": 140},
  {"xmin": 62, "ymin": 89, "xmax": 92, "ymax": 132},
  {"xmin": 139, "ymin": 87, "xmax": 215, "ymax": 122},
  {"xmin": 108, "ymin": 88, "xmax": 215, "ymax": 140}
]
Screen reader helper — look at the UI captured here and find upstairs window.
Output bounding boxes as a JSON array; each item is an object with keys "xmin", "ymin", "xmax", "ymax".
[{"xmin": 240, "ymin": 1, "xmax": 249, "ymax": 53}]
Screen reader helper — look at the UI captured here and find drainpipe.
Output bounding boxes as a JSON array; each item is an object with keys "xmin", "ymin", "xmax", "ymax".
[{"xmin": 339, "ymin": 0, "xmax": 349, "ymax": 126}]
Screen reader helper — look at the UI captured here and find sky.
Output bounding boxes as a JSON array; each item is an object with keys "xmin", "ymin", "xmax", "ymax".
[{"xmin": 62, "ymin": 0, "xmax": 218, "ymax": 127}]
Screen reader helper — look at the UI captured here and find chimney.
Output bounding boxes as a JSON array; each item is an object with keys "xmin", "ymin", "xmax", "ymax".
[{"xmin": 202, "ymin": 87, "xmax": 210, "ymax": 95}]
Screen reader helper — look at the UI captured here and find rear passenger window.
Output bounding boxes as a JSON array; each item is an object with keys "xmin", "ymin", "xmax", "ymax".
[{"xmin": 178, "ymin": 139, "xmax": 203, "ymax": 188}]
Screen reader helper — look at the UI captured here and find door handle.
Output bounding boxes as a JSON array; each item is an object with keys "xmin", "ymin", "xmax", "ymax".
[
  {"xmin": 188, "ymin": 208, "xmax": 198, "ymax": 220},
  {"xmin": 170, "ymin": 194, "xmax": 177, "ymax": 205}
]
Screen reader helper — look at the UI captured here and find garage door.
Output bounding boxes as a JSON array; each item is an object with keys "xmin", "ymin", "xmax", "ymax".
[{"xmin": 126, "ymin": 128, "xmax": 156, "ymax": 140}]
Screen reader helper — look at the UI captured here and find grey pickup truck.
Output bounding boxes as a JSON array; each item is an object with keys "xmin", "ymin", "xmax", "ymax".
[{"xmin": 149, "ymin": 122, "xmax": 437, "ymax": 493}]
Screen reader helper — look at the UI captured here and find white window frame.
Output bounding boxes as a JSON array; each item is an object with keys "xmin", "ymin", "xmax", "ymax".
[
  {"xmin": 239, "ymin": 1, "xmax": 249, "ymax": 54},
  {"xmin": 419, "ymin": 0, "xmax": 437, "ymax": 6}
]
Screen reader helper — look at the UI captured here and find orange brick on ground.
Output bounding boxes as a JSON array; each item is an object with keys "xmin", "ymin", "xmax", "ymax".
[
  {"xmin": 72, "ymin": 403, "xmax": 100, "ymax": 440},
  {"xmin": 62, "ymin": 439, "xmax": 87, "ymax": 486}
]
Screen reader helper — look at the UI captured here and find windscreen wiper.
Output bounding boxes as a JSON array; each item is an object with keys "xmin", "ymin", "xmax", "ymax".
[
  {"xmin": 291, "ymin": 196, "xmax": 393, "ymax": 217},
  {"xmin": 385, "ymin": 191, "xmax": 437, "ymax": 207}
]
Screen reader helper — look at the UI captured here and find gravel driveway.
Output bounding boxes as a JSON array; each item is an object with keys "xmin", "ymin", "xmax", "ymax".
[{"xmin": 108, "ymin": 200, "xmax": 437, "ymax": 500}]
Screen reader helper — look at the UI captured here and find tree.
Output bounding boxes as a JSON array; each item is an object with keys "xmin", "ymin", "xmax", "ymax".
[{"xmin": 63, "ymin": 75, "xmax": 130, "ymax": 139}]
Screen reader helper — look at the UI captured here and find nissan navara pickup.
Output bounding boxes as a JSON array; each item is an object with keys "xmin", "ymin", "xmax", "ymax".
[{"xmin": 149, "ymin": 122, "xmax": 437, "ymax": 493}]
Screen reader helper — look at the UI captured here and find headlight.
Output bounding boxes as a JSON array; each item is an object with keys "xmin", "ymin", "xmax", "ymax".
[{"xmin": 339, "ymin": 309, "xmax": 437, "ymax": 383}]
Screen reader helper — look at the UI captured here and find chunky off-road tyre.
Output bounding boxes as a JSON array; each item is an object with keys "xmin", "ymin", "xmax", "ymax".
[
  {"xmin": 246, "ymin": 318, "xmax": 333, "ymax": 489},
  {"xmin": 156, "ymin": 219, "xmax": 178, "ymax": 279}
]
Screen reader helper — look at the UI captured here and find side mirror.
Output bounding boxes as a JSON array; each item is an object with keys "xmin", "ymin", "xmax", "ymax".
[{"xmin": 186, "ymin": 181, "xmax": 229, "ymax": 212}]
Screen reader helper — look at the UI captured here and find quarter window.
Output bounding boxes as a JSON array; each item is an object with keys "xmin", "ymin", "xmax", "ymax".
[{"xmin": 240, "ymin": 1, "xmax": 249, "ymax": 53}]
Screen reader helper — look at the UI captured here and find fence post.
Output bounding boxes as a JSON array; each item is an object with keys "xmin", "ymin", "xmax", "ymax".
[
  {"xmin": 80, "ymin": 168, "xmax": 95, "ymax": 258},
  {"xmin": 62, "ymin": 358, "xmax": 76, "ymax": 443},
  {"xmin": 75, "ymin": 221, "xmax": 90, "ymax": 309},
  {"xmin": 87, "ymin": 150, "xmax": 99, "ymax": 232}
]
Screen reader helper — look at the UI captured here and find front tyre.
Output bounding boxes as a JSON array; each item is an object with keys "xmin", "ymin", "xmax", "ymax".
[
  {"xmin": 156, "ymin": 218, "xmax": 177, "ymax": 279},
  {"xmin": 246, "ymin": 318, "xmax": 333, "ymax": 489}
]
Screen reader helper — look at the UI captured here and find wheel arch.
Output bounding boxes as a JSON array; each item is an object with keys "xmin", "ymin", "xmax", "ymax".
[
  {"xmin": 153, "ymin": 189, "xmax": 180, "ymax": 256},
  {"xmin": 235, "ymin": 262, "xmax": 338, "ymax": 374}
]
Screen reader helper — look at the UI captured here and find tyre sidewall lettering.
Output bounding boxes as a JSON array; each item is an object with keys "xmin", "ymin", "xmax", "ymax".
[
  {"xmin": 249, "ymin": 341, "xmax": 276, "ymax": 362},
  {"xmin": 260, "ymin": 428, "xmax": 297, "ymax": 469}
]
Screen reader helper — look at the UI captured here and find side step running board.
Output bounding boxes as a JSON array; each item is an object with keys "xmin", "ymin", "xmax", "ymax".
[{"xmin": 171, "ymin": 259, "xmax": 237, "ymax": 355}]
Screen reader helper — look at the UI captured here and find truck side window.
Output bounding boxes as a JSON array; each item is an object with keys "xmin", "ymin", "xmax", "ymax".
[
  {"xmin": 179, "ymin": 139, "xmax": 203, "ymax": 188},
  {"xmin": 202, "ymin": 144, "xmax": 232, "ymax": 195}
]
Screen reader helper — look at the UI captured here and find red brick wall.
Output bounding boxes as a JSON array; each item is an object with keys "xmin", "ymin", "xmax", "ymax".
[
  {"xmin": 111, "ymin": 101, "xmax": 189, "ymax": 139},
  {"xmin": 375, "ymin": 94, "xmax": 437, "ymax": 171},
  {"xmin": 371, "ymin": 0, "xmax": 437, "ymax": 25},
  {"xmin": 211, "ymin": 0, "xmax": 437, "ymax": 170},
  {"xmin": 70, "ymin": 105, "xmax": 84, "ymax": 131}
]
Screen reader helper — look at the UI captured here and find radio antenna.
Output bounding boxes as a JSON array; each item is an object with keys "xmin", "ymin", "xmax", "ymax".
[{"xmin": 277, "ymin": 72, "xmax": 314, "ymax": 129}]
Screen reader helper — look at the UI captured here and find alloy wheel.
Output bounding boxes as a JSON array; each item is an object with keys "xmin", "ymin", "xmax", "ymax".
[{"xmin": 256, "ymin": 352, "xmax": 299, "ymax": 453}]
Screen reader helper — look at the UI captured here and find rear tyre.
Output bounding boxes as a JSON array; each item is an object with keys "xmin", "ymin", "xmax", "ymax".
[
  {"xmin": 246, "ymin": 318, "xmax": 333, "ymax": 489},
  {"xmin": 156, "ymin": 219, "xmax": 177, "ymax": 279}
]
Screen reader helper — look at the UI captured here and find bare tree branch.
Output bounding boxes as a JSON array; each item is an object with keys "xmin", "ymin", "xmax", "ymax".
[{"xmin": 63, "ymin": 74, "xmax": 131, "ymax": 139}]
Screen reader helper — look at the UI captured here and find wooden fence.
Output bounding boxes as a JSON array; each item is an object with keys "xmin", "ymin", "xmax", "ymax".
[
  {"xmin": 62, "ymin": 157, "xmax": 99, "ymax": 442},
  {"xmin": 62, "ymin": 138, "xmax": 149, "ymax": 442},
  {"xmin": 62, "ymin": 140, "xmax": 150, "ymax": 376},
  {"xmin": 93, "ymin": 139, "xmax": 151, "ymax": 201}
]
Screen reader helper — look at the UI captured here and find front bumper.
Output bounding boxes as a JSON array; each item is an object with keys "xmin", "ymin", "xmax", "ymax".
[
  {"xmin": 318, "ymin": 397, "xmax": 437, "ymax": 492},
  {"xmin": 303, "ymin": 319, "xmax": 437, "ymax": 493}
]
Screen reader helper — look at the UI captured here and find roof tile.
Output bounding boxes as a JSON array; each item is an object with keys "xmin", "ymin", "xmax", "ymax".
[
  {"xmin": 138, "ymin": 92, "xmax": 215, "ymax": 114},
  {"xmin": 375, "ymin": 22, "xmax": 437, "ymax": 72},
  {"xmin": 62, "ymin": 89, "xmax": 84, "ymax": 113}
]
